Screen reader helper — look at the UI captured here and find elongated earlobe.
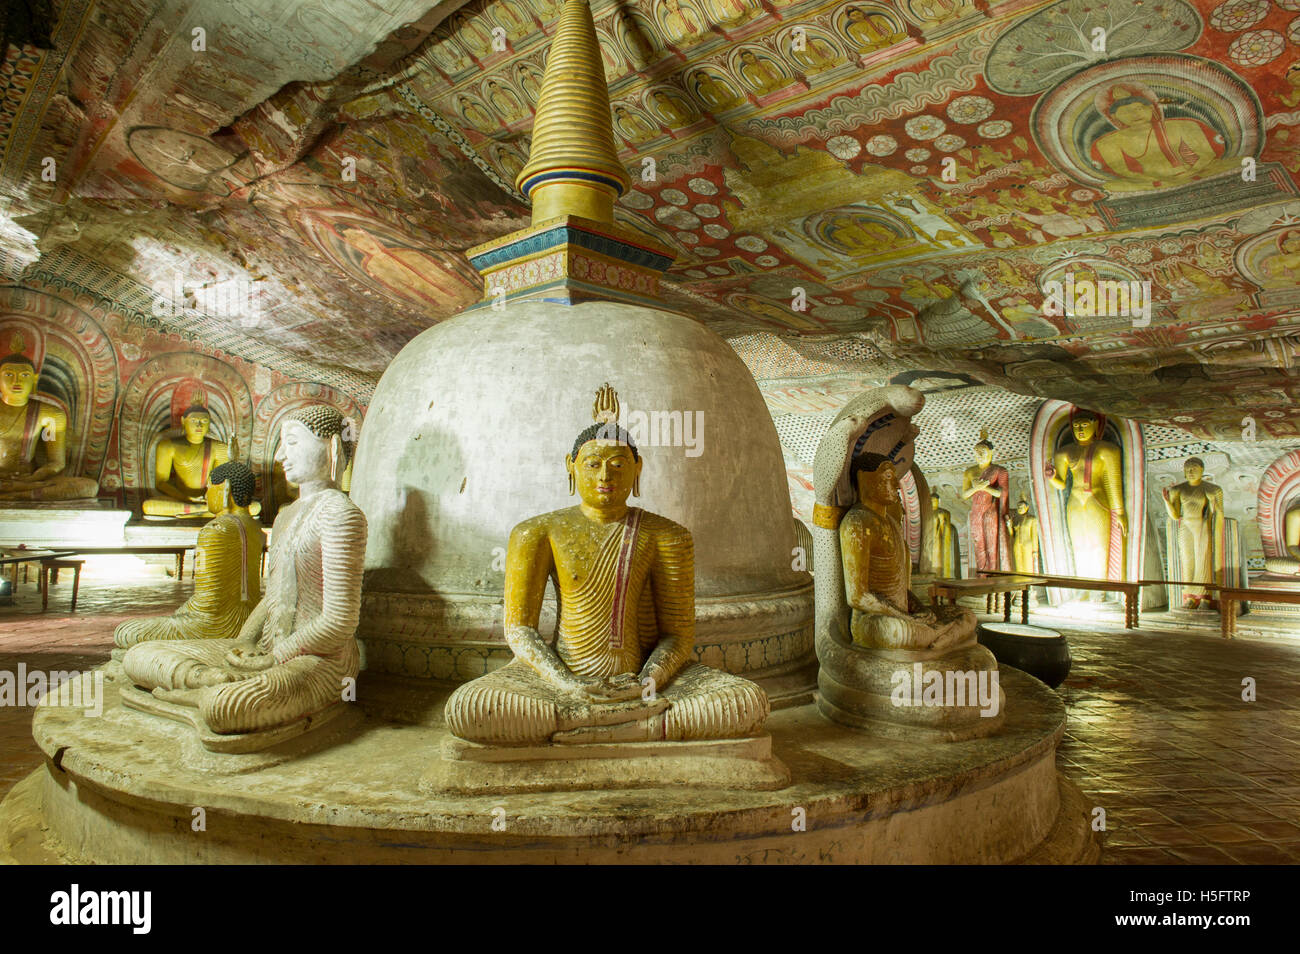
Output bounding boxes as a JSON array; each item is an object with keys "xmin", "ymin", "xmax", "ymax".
[
  {"xmin": 632, "ymin": 474, "xmax": 640, "ymax": 498},
  {"xmin": 565, "ymin": 454, "xmax": 575, "ymax": 496},
  {"xmin": 329, "ymin": 434, "xmax": 343, "ymax": 484}
]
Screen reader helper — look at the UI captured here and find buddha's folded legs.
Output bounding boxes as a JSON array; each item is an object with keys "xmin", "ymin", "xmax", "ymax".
[
  {"xmin": 445, "ymin": 660, "xmax": 566, "ymax": 745},
  {"xmin": 0, "ymin": 475, "xmax": 98, "ymax": 501},
  {"xmin": 141, "ymin": 496, "xmax": 211, "ymax": 517},
  {"xmin": 200, "ymin": 653, "xmax": 348, "ymax": 735},
  {"xmin": 114, "ymin": 614, "xmax": 192, "ymax": 648},
  {"xmin": 123, "ymin": 639, "xmax": 244, "ymax": 691},
  {"xmin": 657, "ymin": 663, "xmax": 769, "ymax": 741}
]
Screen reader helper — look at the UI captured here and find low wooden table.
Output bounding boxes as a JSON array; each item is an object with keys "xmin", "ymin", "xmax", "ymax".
[
  {"xmin": 0, "ymin": 548, "xmax": 77, "ymax": 591},
  {"xmin": 977, "ymin": 569, "xmax": 1145, "ymax": 629},
  {"xmin": 1217, "ymin": 587, "xmax": 1300, "ymax": 638},
  {"xmin": 40, "ymin": 558, "xmax": 84, "ymax": 612},
  {"xmin": 930, "ymin": 575, "xmax": 1046, "ymax": 625}
]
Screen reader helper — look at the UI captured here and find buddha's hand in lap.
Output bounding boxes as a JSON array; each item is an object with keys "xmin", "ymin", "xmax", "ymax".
[
  {"xmin": 224, "ymin": 647, "xmax": 276, "ymax": 672},
  {"xmin": 579, "ymin": 672, "xmax": 643, "ymax": 703}
]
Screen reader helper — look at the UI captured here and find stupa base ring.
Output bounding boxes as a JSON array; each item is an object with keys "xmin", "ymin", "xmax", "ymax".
[{"xmin": 0, "ymin": 665, "xmax": 1095, "ymax": 864}]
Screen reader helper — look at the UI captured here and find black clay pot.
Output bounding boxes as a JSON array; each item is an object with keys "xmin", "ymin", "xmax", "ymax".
[{"xmin": 977, "ymin": 622, "xmax": 1072, "ymax": 689}]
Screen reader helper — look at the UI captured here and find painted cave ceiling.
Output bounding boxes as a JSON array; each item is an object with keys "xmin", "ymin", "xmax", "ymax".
[{"xmin": 5, "ymin": 0, "xmax": 1300, "ymax": 440}]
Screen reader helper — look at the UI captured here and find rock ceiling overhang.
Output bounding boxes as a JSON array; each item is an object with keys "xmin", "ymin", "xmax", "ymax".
[{"xmin": 3, "ymin": 0, "xmax": 1300, "ymax": 440}]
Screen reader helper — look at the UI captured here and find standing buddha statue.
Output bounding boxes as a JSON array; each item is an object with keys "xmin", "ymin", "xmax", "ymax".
[
  {"xmin": 115, "ymin": 461, "xmax": 264, "ymax": 647},
  {"xmin": 961, "ymin": 430, "xmax": 1010, "ymax": 572},
  {"xmin": 444, "ymin": 385, "xmax": 771, "ymax": 745},
  {"xmin": 1008, "ymin": 496, "xmax": 1040, "ymax": 574},
  {"xmin": 1162, "ymin": 457, "xmax": 1223, "ymax": 609},
  {"xmin": 927, "ymin": 489, "xmax": 958, "ymax": 578},
  {"xmin": 0, "ymin": 345, "xmax": 98, "ymax": 502},
  {"xmin": 1045, "ymin": 408, "xmax": 1127, "ymax": 581}
]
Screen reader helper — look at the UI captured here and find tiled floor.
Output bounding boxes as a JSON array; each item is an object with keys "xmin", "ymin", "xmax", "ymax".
[{"xmin": 0, "ymin": 574, "xmax": 1297, "ymax": 863}]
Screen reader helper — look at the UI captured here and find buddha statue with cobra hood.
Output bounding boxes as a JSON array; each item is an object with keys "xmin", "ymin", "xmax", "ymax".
[{"xmin": 121, "ymin": 406, "xmax": 365, "ymax": 750}]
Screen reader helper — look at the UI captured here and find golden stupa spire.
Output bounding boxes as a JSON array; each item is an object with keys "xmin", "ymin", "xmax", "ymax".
[{"xmin": 515, "ymin": 0, "xmax": 630, "ymax": 223}]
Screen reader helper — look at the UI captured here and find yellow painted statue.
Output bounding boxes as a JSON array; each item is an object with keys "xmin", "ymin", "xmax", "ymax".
[
  {"xmin": 926, "ymin": 489, "xmax": 958, "ymax": 577},
  {"xmin": 444, "ymin": 386, "xmax": 770, "ymax": 745},
  {"xmin": 1008, "ymin": 497, "xmax": 1040, "ymax": 574},
  {"xmin": 142, "ymin": 405, "xmax": 232, "ymax": 518},
  {"xmin": 0, "ymin": 351, "xmax": 98, "ymax": 502},
  {"xmin": 122, "ymin": 406, "xmax": 365, "ymax": 745},
  {"xmin": 1162, "ymin": 457, "xmax": 1223, "ymax": 609},
  {"xmin": 114, "ymin": 461, "xmax": 264, "ymax": 648},
  {"xmin": 1045, "ymin": 408, "xmax": 1127, "ymax": 582},
  {"xmin": 1266, "ymin": 502, "xmax": 1300, "ymax": 576}
]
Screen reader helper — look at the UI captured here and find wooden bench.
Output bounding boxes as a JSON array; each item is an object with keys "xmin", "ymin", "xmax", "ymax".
[
  {"xmin": 930, "ymin": 575, "xmax": 1047, "ymax": 625},
  {"xmin": 976, "ymin": 569, "xmax": 1145, "ymax": 629},
  {"xmin": 1216, "ymin": 587, "xmax": 1300, "ymax": 639}
]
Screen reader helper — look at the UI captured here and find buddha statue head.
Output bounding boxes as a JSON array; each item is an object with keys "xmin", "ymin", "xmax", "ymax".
[
  {"xmin": 207, "ymin": 460, "xmax": 256, "ymax": 515},
  {"xmin": 180, "ymin": 405, "xmax": 212, "ymax": 445},
  {"xmin": 1017, "ymin": 496, "xmax": 1030, "ymax": 516},
  {"xmin": 0, "ymin": 354, "xmax": 37, "ymax": 408},
  {"xmin": 565, "ymin": 421, "xmax": 641, "ymax": 509},
  {"xmin": 277, "ymin": 405, "xmax": 349, "ymax": 488},
  {"xmin": 1070, "ymin": 408, "xmax": 1101, "ymax": 444},
  {"xmin": 850, "ymin": 452, "xmax": 899, "ymax": 509},
  {"xmin": 973, "ymin": 430, "xmax": 994, "ymax": 469},
  {"xmin": 1184, "ymin": 457, "xmax": 1205, "ymax": 485},
  {"xmin": 930, "ymin": 490, "xmax": 941, "ymax": 509}
]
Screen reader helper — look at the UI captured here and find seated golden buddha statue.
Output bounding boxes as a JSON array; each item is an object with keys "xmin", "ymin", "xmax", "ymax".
[
  {"xmin": 121, "ymin": 406, "xmax": 365, "ymax": 749},
  {"xmin": 444, "ymin": 389, "xmax": 771, "ymax": 747},
  {"xmin": 0, "ymin": 351, "xmax": 98, "ymax": 502},
  {"xmin": 114, "ymin": 461, "xmax": 264, "ymax": 649},
  {"xmin": 142, "ymin": 404, "xmax": 241, "ymax": 519},
  {"xmin": 814, "ymin": 387, "xmax": 1003, "ymax": 741}
]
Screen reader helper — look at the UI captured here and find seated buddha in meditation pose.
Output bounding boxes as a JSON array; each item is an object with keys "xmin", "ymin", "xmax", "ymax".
[
  {"xmin": 1265, "ymin": 502, "xmax": 1300, "ymax": 577},
  {"xmin": 842, "ymin": 454, "xmax": 972, "ymax": 653},
  {"xmin": 123, "ymin": 406, "xmax": 365, "ymax": 739},
  {"xmin": 0, "ymin": 348, "xmax": 98, "ymax": 502},
  {"xmin": 444, "ymin": 386, "xmax": 770, "ymax": 746},
  {"xmin": 814, "ymin": 386, "xmax": 1002, "ymax": 739},
  {"xmin": 1045, "ymin": 408, "xmax": 1126, "ymax": 582},
  {"xmin": 115, "ymin": 461, "xmax": 264, "ymax": 648},
  {"xmin": 142, "ymin": 404, "xmax": 232, "ymax": 519}
]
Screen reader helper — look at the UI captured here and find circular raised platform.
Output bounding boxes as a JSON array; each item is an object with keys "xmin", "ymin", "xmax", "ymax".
[
  {"xmin": 978, "ymin": 622, "xmax": 1072, "ymax": 689},
  {"xmin": 0, "ymin": 665, "xmax": 1096, "ymax": 864}
]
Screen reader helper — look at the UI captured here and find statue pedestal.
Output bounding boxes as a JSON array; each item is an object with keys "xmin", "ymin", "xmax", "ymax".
[
  {"xmin": 119, "ymin": 683, "xmax": 360, "ymax": 754},
  {"xmin": 0, "ymin": 662, "xmax": 1095, "ymax": 864},
  {"xmin": 0, "ymin": 505, "xmax": 130, "ymax": 547},
  {"xmin": 423, "ymin": 735, "xmax": 790, "ymax": 795}
]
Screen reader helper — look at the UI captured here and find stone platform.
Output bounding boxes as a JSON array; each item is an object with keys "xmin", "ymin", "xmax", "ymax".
[{"xmin": 0, "ymin": 665, "xmax": 1096, "ymax": 864}]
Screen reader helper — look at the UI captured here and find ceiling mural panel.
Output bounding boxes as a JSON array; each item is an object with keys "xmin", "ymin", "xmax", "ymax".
[{"xmin": 1, "ymin": 0, "xmax": 1300, "ymax": 441}]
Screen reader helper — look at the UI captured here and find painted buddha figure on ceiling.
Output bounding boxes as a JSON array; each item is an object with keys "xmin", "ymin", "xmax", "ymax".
[
  {"xmin": 0, "ymin": 347, "xmax": 98, "ymax": 502},
  {"xmin": 142, "ymin": 404, "xmax": 232, "ymax": 519},
  {"xmin": 1045, "ymin": 408, "xmax": 1127, "ymax": 582},
  {"xmin": 444, "ymin": 385, "xmax": 771, "ymax": 745},
  {"xmin": 1162, "ymin": 457, "xmax": 1223, "ymax": 608},
  {"xmin": 1089, "ymin": 82, "xmax": 1238, "ymax": 193},
  {"xmin": 116, "ymin": 461, "xmax": 264, "ymax": 648},
  {"xmin": 123, "ymin": 406, "xmax": 365, "ymax": 744}
]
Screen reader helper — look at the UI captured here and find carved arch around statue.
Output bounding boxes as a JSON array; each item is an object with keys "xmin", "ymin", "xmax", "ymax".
[
  {"xmin": 1028, "ymin": 400, "xmax": 1147, "ymax": 603},
  {"xmin": 251, "ymin": 382, "xmax": 364, "ymax": 519},
  {"xmin": 118, "ymin": 354, "xmax": 253, "ymax": 508},
  {"xmin": 900, "ymin": 466, "xmax": 927, "ymax": 568},
  {"xmin": 1257, "ymin": 449, "xmax": 1300, "ymax": 560},
  {"xmin": 0, "ymin": 288, "xmax": 118, "ymax": 485}
]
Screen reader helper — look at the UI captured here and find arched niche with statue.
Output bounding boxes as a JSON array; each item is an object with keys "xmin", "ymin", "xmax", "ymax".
[
  {"xmin": 1256, "ymin": 448, "xmax": 1300, "ymax": 584},
  {"xmin": 1028, "ymin": 401, "xmax": 1161, "ymax": 607},
  {"xmin": 119, "ymin": 354, "xmax": 253, "ymax": 516}
]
